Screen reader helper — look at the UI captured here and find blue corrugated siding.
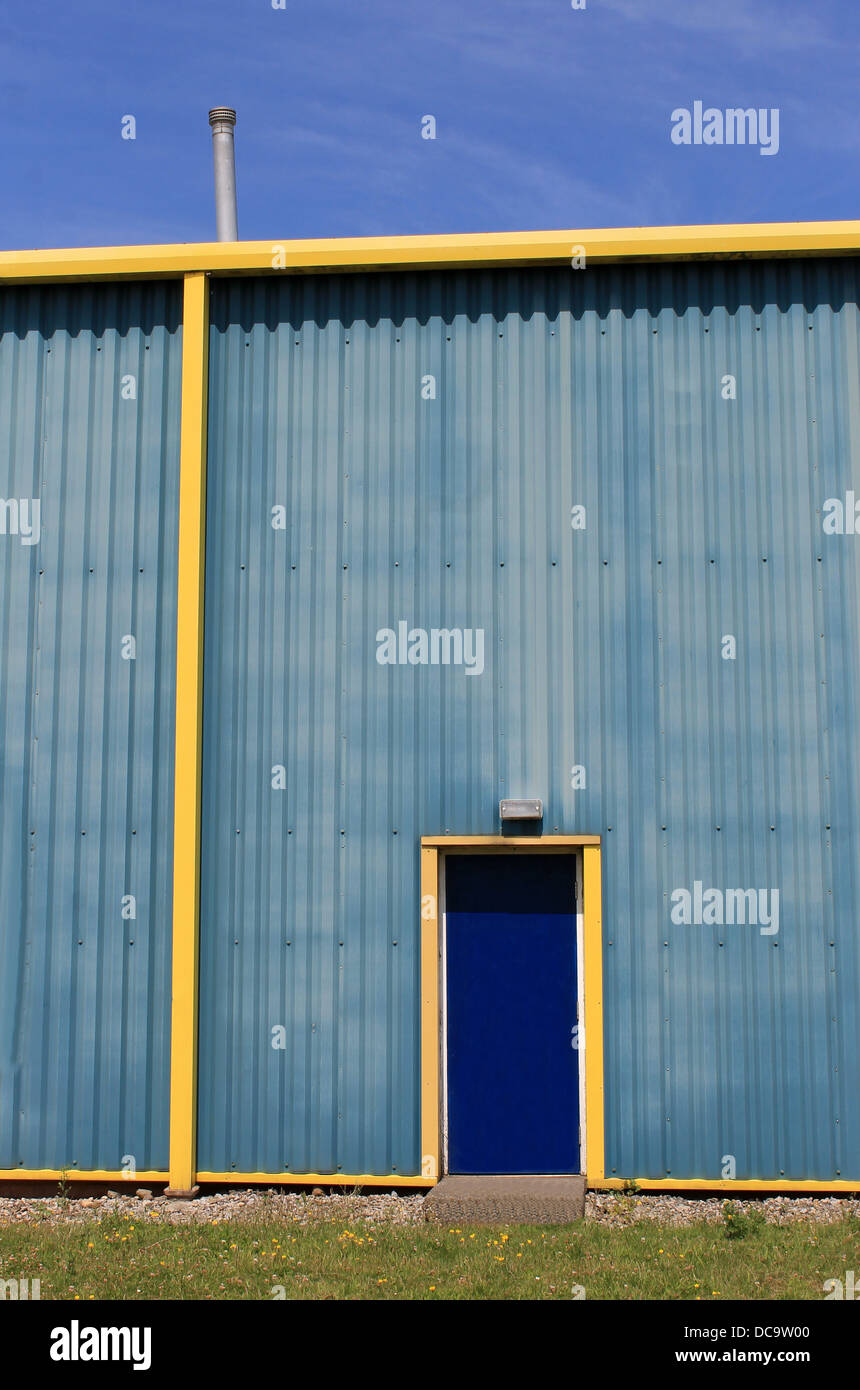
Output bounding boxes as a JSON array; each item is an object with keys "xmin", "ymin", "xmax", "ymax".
[
  {"xmin": 0, "ymin": 283, "xmax": 181, "ymax": 1172},
  {"xmin": 199, "ymin": 262, "xmax": 860, "ymax": 1180}
]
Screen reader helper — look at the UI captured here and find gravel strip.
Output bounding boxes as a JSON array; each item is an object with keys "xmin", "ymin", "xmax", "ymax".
[
  {"xmin": 0, "ymin": 1189, "xmax": 427, "ymax": 1227},
  {"xmin": 0, "ymin": 1188, "xmax": 858, "ymax": 1228},
  {"xmin": 586, "ymin": 1192, "xmax": 860, "ymax": 1227}
]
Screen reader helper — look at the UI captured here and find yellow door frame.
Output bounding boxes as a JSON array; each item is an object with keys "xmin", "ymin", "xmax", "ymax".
[{"xmin": 419, "ymin": 835, "xmax": 604, "ymax": 1187}]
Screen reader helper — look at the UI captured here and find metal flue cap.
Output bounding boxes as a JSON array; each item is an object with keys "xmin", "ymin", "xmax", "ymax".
[{"xmin": 209, "ymin": 107, "xmax": 237, "ymax": 128}]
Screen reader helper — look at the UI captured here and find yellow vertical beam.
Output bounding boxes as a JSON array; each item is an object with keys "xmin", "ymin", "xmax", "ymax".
[
  {"xmin": 582, "ymin": 844, "xmax": 605, "ymax": 1185},
  {"xmin": 167, "ymin": 271, "xmax": 210, "ymax": 1193},
  {"xmin": 420, "ymin": 846, "xmax": 440, "ymax": 1182}
]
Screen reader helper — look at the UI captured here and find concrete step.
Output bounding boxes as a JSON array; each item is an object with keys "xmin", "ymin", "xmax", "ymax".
[{"xmin": 423, "ymin": 1174, "xmax": 586, "ymax": 1225}]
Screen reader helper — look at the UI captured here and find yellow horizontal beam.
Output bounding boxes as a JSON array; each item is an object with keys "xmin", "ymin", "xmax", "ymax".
[
  {"xmin": 421, "ymin": 835, "xmax": 600, "ymax": 848},
  {"xmin": 196, "ymin": 1172, "xmax": 432, "ymax": 1187},
  {"xmin": 0, "ymin": 1170, "xmax": 166, "ymax": 1182},
  {"xmin": 2, "ymin": 221, "xmax": 860, "ymax": 284},
  {"xmin": 0, "ymin": 1169, "xmax": 428, "ymax": 1188},
  {"xmin": 596, "ymin": 1178, "xmax": 860, "ymax": 1192},
  {"xmin": 0, "ymin": 1170, "xmax": 854, "ymax": 1192}
]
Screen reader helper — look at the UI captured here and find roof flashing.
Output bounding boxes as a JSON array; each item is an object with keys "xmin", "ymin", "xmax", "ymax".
[{"xmin": 1, "ymin": 221, "xmax": 859, "ymax": 284}]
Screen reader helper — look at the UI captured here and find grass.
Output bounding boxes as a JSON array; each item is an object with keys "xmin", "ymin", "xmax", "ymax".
[{"xmin": 1, "ymin": 1204, "xmax": 858, "ymax": 1299}]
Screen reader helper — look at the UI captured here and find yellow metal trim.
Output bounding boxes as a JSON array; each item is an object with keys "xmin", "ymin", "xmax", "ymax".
[
  {"xmin": 582, "ymin": 845, "xmax": 605, "ymax": 1186},
  {"xmin": 420, "ymin": 846, "xmax": 440, "ymax": 1184},
  {"xmin": 0, "ymin": 1171, "xmax": 166, "ymax": 1182},
  {"xmin": 196, "ymin": 1172, "xmax": 430, "ymax": 1187},
  {"xmin": 2, "ymin": 221, "xmax": 860, "ymax": 284},
  {"xmin": 1, "ymin": 1170, "xmax": 852, "ymax": 1191},
  {"xmin": 167, "ymin": 271, "xmax": 210, "ymax": 1192},
  {"xmin": 423, "ymin": 835, "xmax": 601, "ymax": 1181},
  {"xmin": 421, "ymin": 835, "xmax": 600, "ymax": 848},
  {"xmin": 595, "ymin": 1178, "xmax": 860, "ymax": 1192}
]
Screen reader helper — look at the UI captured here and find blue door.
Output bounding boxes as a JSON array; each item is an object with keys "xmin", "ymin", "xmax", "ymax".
[{"xmin": 445, "ymin": 854, "xmax": 580, "ymax": 1174}]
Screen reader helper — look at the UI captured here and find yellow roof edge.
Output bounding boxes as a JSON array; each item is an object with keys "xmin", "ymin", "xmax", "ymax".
[{"xmin": 2, "ymin": 221, "xmax": 860, "ymax": 283}]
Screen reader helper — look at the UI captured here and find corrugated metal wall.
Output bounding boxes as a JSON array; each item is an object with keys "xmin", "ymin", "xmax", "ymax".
[
  {"xmin": 199, "ymin": 260, "xmax": 860, "ymax": 1180},
  {"xmin": 0, "ymin": 283, "xmax": 182, "ymax": 1172}
]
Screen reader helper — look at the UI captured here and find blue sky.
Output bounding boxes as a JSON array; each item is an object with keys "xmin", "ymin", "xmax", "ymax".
[{"xmin": 1, "ymin": 0, "xmax": 858, "ymax": 248}]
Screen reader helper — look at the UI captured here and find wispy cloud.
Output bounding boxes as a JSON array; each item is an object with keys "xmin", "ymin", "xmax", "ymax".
[{"xmin": 600, "ymin": 0, "xmax": 841, "ymax": 53}]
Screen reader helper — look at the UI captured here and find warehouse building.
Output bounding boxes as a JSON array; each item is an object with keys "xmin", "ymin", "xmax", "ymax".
[{"xmin": 1, "ymin": 220, "xmax": 859, "ymax": 1194}]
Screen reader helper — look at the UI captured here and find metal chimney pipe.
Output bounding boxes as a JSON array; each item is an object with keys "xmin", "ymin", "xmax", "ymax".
[{"xmin": 208, "ymin": 108, "xmax": 238, "ymax": 242}]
